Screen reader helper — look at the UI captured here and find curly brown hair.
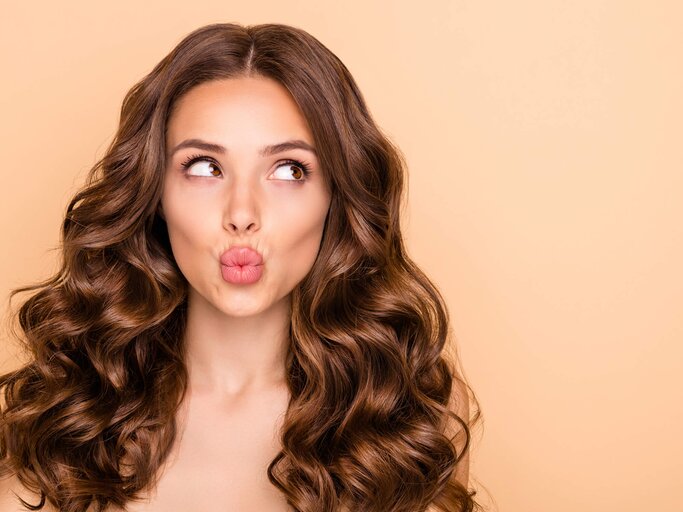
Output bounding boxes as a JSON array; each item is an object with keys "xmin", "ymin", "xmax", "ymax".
[{"xmin": 0, "ymin": 22, "xmax": 482, "ymax": 512}]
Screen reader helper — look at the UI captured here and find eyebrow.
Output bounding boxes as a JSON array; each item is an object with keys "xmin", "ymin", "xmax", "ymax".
[{"xmin": 168, "ymin": 138, "xmax": 318, "ymax": 158}]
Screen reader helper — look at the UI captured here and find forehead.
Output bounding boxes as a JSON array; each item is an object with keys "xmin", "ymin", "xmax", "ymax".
[{"xmin": 166, "ymin": 77, "xmax": 314, "ymax": 146}]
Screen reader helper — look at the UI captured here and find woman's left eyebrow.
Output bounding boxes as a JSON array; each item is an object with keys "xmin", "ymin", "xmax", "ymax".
[{"xmin": 168, "ymin": 138, "xmax": 317, "ymax": 158}]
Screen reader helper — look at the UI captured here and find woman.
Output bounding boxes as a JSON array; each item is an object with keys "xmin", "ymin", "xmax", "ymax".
[{"xmin": 0, "ymin": 22, "xmax": 481, "ymax": 512}]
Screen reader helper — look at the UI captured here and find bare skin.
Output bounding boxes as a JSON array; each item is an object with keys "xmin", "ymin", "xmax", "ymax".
[
  {"xmin": 132, "ymin": 75, "xmax": 331, "ymax": 510},
  {"xmin": 119, "ymin": 382, "xmax": 294, "ymax": 511}
]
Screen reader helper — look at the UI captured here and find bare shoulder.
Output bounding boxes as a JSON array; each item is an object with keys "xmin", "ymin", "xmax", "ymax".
[{"xmin": 0, "ymin": 473, "xmax": 56, "ymax": 512}]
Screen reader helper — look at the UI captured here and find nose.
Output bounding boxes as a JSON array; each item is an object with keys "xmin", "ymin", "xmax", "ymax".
[{"xmin": 222, "ymin": 178, "xmax": 261, "ymax": 234}]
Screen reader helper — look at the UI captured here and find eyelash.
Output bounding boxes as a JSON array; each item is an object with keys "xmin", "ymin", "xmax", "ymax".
[{"xmin": 179, "ymin": 154, "xmax": 312, "ymax": 181}]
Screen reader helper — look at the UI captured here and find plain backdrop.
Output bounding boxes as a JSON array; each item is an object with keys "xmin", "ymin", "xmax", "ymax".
[{"xmin": 1, "ymin": 1, "xmax": 682, "ymax": 511}]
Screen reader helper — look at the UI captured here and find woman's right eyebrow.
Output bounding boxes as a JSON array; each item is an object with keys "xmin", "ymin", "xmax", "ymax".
[{"xmin": 168, "ymin": 138, "xmax": 317, "ymax": 158}]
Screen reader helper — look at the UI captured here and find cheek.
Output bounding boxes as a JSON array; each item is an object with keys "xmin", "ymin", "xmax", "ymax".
[
  {"xmin": 162, "ymin": 194, "xmax": 216, "ymax": 274},
  {"xmin": 270, "ymin": 195, "xmax": 329, "ymax": 283}
]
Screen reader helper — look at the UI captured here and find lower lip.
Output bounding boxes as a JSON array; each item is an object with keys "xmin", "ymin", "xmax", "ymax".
[{"xmin": 221, "ymin": 263, "xmax": 263, "ymax": 284}]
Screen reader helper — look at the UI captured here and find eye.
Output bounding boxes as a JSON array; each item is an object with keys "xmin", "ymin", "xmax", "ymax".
[
  {"xmin": 179, "ymin": 155, "xmax": 313, "ymax": 182},
  {"xmin": 270, "ymin": 159, "xmax": 312, "ymax": 182},
  {"xmin": 180, "ymin": 155, "xmax": 221, "ymax": 177}
]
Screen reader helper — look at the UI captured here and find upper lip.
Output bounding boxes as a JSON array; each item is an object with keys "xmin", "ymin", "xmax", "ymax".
[{"xmin": 220, "ymin": 245, "xmax": 263, "ymax": 266}]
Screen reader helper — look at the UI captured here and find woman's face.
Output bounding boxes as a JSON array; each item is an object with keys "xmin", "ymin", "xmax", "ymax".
[{"xmin": 160, "ymin": 76, "xmax": 332, "ymax": 316}]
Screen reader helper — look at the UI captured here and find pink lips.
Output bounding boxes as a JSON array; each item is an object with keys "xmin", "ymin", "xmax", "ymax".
[{"xmin": 220, "ymin": 246, "xmax": 264, "ymax": 284}]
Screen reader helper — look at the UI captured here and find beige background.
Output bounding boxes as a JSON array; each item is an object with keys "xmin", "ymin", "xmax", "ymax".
[{"xmin": 1, "ymin": 1, "xmax": 681, "ymax": 511}]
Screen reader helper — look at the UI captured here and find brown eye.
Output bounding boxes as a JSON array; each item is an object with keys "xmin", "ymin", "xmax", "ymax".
[
  {"xmin": 270, "ymin": 159, "xmax": 312, "ymax": 181},
  {"xmin": 180, "ymin": 156, "xmax": 222, "ymax": 177}
]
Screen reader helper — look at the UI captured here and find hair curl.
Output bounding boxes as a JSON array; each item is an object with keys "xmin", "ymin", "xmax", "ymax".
[{"xmin": 0, "ymin": 22, "xmax": 482, "ymax": 512}]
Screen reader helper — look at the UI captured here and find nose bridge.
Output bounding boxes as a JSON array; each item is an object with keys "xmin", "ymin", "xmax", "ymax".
[{"xmin": 223, "ymin": 164, "xmax": 260, "ymax": 232}]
